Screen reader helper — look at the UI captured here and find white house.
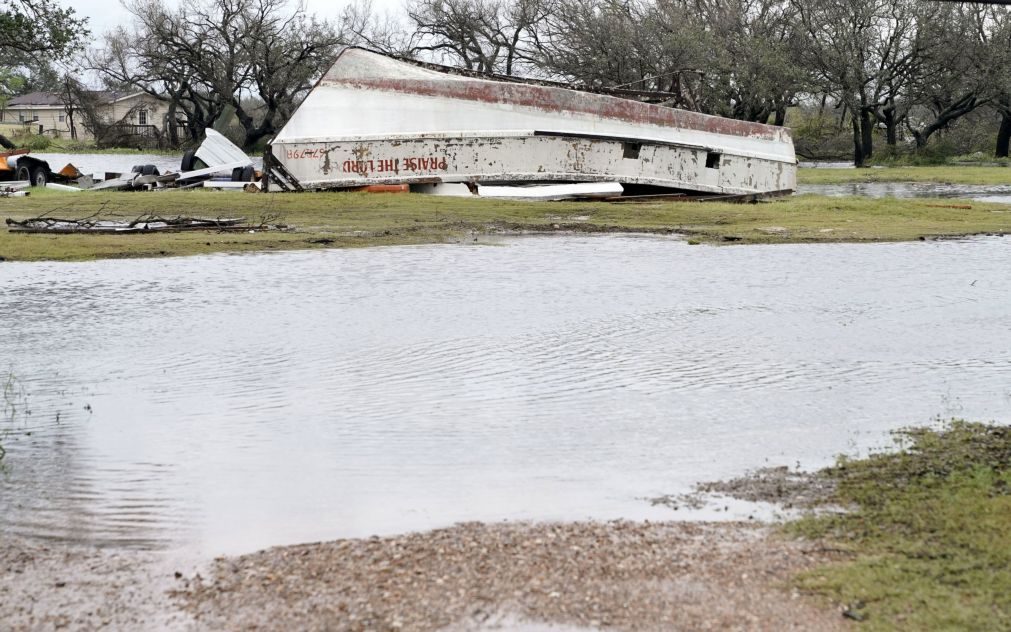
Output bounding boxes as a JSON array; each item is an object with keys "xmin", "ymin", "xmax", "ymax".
[{"xmin": 1, "ymin": 91, "xmax": 168, "ymax": 141}]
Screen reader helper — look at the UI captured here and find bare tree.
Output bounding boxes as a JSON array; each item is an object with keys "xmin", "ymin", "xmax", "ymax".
[
  {"xmin": 91, "ymin": 0, "xmax": 345, "ymax": 149},
  {"xmin": 689, "ymin": 0, "xmax": 807, "ymax": 124},
  {"xmin": 402, "ymin": 0, "xmax": 549, "ymax": 75},
  {"xmin": 794, "ymin": 0, "xmax": 928, "ymax": 165},
  {"xmin": 903, "ymin": 4, "xmax": 994, "ymax": 150},
  {"xmin": 532, "ymin": 0, "xmax": 710, "ymax": 109}
]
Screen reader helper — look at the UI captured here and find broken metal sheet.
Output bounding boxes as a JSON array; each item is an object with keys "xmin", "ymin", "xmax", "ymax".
[
  {"xmin": 195, "ymin": 129, "xmax": 252, "ymax": 168},
  {"xmin": 477, "ymin": 182, "xmax": 623, "ymax": 200},
  {"xmin": 412, "ymin": 181, "xmax": 623, "ymax": 200},
  {"xmin": 90, "ymin": 175, "xmax": 139, "ymax": 191},
  {"xmin": 44, "ymin": 183, "xmax": 82, "ymax": 193},
  {"xmin": 201, "ymin": 180, "xmax": 261, "ymax": 190},
  {"xmin": 176, "ymin": 160, "xmax": 252, "ymax": 182}
]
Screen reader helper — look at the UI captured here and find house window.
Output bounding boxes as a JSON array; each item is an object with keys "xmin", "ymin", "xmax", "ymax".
[
  {"xmin": 59, "ymin": 114, "xmax": 66, "ymax": 123},
  {"xmin": 18, "ymin": 113, "xmax": 24, "ymax": 122},
  {"xmin": 138, "ymin": 110, "xmax": 147, "ymax": 125},
  {"xmin": 32, "ymin": 114, "xmax": 39, "ymax": 122}
]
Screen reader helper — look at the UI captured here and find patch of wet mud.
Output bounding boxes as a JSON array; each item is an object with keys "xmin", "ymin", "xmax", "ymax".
[
  {"xmin": 0, "ymin": 536, "xmax": 199, "ymax": 631},
  {"xmin": 649, "ymin": 466, "xmax": 840, "ymax": 519},
  {"xmin": 696, "ymin": 466, "xmax": 838, "ymax": 509},
  {"xmin": 178, "ymin": 521, "xmax": 846, "ymax": 632}
]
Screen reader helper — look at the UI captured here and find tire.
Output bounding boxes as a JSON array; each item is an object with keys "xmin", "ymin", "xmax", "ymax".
[
  {"xmin": 240, "ymin": 165, "xmax": 255, "ymax": 182},
  {"xmin": 131, "ymin": 164, "xmax": 144, "ymax": 173},
  {"xmin": 29, "ymin": 166, "xmax": 48, "ymax": 187},
  {"xmin": 15, "ymin": 165, "xmax": 30, "ymax": 182},
  {"xmin": 180, "ymin": 150, "xmax": 197, "ymax": 172},
  {"xmin": 230, "ymin": 167, "xmax": 245, "ymax": 182},
  {"xmin": 141, "ymin": 164, "xmax": 159, "ymax": 176}
]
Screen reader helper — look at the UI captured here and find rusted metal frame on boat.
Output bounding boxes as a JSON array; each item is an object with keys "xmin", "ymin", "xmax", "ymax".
[{"xmin": 262, "ymin": 146, "xmax": 303, "ymax": 192}]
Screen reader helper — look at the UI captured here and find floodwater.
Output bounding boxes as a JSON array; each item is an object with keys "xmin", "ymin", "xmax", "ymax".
[
  {"xmin": 798, "ymin": 181, "xmax": 1011, "ymax": 204},
  {"xmin": 2, "ymin": 236, "xmax": 1010, "ymax": 555},
  {"xmin": 32, "ymin": 153, "xmax": 262, "ymax": 177}
]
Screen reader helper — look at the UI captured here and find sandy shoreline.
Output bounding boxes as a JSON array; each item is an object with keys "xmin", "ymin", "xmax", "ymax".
[{"xmin": 3, "ymin": 520, "xmax": 848, "ymax": 631}]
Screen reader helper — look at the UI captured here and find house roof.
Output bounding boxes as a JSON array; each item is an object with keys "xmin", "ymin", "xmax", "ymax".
[
  {"xmin": 7, "ymin": 92, "xmax": 63, "ymax": 107},
  {"xmin": 7, "ymin": 90, "xmax": 143, "ymax": 108}
]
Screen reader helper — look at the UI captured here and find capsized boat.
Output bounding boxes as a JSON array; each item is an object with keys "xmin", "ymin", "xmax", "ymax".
[{"xmin": 265, "ymin": 48, "xmax": 797, "ymax": 197}]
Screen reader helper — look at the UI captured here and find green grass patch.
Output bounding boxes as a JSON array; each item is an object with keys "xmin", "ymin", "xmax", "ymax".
[
  {"xmin": 1, "ymin": 190, "xmax": 1009, "ymax": 262},
  {"xmin": 799, "ymin": 166, "xmax": 1011, "ymax": 186},
  {"xmin": 790, "ymin": 421, "xmax": 1011, "ymax": 630}
]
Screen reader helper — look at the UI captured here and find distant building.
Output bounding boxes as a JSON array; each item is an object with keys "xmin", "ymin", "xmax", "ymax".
[{"xmin": 1, "ymin": 91, "xmax": 169, "ymax": 142}]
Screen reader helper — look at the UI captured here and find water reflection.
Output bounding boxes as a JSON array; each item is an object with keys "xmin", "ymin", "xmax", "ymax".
[
  {"xmin": 1, "ymin": 236, "xmax": 1009, "ymax": 555},
  {"xmin": 797, "ymin": 181, "xmax": 1011, "ymax": 203}
]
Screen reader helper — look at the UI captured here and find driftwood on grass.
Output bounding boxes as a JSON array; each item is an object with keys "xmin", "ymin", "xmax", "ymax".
[{"xmin": 5, "ymin": 214, "xmax": 256, "ymax": 234}]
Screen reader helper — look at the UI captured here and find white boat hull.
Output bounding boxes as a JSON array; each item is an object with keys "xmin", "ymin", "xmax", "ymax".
[{"xmin": 267, "ymin": 49, "xmax": 796, "ymax": 196}]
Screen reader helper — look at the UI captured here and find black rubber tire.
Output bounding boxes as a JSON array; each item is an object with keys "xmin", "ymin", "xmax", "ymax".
[
  {"xmin": 240, "ymin": 165, "xmax": 255, "ymax": 182},
  {"xmin": 141, "ymin": 164, "xmax": 159, "ymax": 176},
  {"xmin": 131, "ymin": 164, "xmax": 144, "ymax": 173},
  {"xmin": 15, "ymin": 165, "xmax": 30, "ymax": 182},
  {"xmin": 180, "ymin": 150, "xmax": 197, "ymax": 172},
  {"xmin": 29, "ymin": 165, "xmax": 48, "ymax": 187},
  {"xmin": 230, "ymin": 167, "xmax": 244, "ymax": 182}
]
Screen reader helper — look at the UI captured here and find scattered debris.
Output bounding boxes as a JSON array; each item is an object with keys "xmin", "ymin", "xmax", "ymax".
[{"xmin": 0, "ymin": 130, "xmax": 259, "ymax": 194}]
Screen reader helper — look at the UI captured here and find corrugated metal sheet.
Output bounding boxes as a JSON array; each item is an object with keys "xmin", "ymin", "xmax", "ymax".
[{"xmin": 196, "ymin": 130, "xmax": 252, "ymax": 169}]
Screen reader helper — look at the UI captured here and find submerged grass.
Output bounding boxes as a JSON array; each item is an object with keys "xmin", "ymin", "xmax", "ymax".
[
  {"xmin": 1, "ymin": 189, "xmax": 1009, "ymax": 262},
  {"xmin": 790, "ymin": 421, "xmax": 1011, "ymax": 630},
  {"xmin": 798, "ymin": 165, "xmax": 1011, "ymax": 186}
]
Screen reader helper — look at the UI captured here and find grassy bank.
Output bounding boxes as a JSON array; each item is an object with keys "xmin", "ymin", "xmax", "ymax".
[
  {"xmin": 798, "ymin": 165, "xmax": 1011, "ymax": 185},
  {"xmin": 790, "ymin": 422, "xmax": 1011, "ymax": 630},
  {"xmin": 2, "ymin": 189, "xmax": 1010, "ymax": 262}
]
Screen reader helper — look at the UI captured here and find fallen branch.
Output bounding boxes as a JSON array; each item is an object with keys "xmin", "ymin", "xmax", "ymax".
[{"xmin": 5, "ymin": 214, "xmax": 262, "ymax": 234}]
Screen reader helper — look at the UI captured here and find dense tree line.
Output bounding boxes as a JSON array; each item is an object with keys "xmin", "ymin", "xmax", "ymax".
[
  {"xmin": 5, "ymin": 0, "xmax": 1011, "ymax": 161},
  {"xmin": 360, "ymin": 0, "xmax": 1011, "ymax": 165}
]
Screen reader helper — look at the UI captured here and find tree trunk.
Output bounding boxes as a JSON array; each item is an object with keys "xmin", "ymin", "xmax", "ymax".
[
  {"xmin": 774, "ymin": 107, "xmax": 786, "ymax": 126},
  {"xmin": 860, "ymin": 108, "xmax": 873, "ymax": 160},
  {"xmin": 883, "ymin": 108, "xmax": 896, "ymax": 146},
  {"xmin": 997, "ymin": 110, "xmax": 1011, "ymax": 158},
  {"xmin": 167, "ymin": 101, "xmax": 179, "ymax": 148},
  {"xmin": 852, "ymin": 116, "xmax": 865, "ymax": 167}
]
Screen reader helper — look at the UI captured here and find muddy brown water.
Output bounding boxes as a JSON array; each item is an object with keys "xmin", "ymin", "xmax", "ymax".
[{"xmin": 1, "ymin": 235, "xmax": 1010, "ymax": 555}]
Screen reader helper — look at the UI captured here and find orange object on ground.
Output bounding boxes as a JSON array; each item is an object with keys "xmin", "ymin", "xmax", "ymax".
[{"xmin": 59, "ymin": 163, "xmax": 82, "ymax": 178}]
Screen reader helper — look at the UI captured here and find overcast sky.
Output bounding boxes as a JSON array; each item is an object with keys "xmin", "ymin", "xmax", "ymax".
[{"xmin": 73, "ymin": 0, "xmax": 405, "ymax": 42}]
